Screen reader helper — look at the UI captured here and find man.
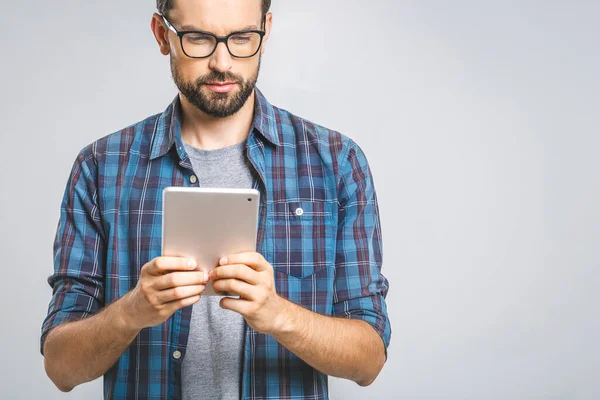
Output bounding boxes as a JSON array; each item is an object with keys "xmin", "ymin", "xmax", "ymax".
[{"xmin": 41, "ymin": 0, "xmax": 391, "ymax": 399}]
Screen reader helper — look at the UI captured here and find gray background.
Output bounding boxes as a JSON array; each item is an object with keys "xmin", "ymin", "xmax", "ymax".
[{"xmin": 1, "ymin": 0, "xmax": 599, "ymax": 399}]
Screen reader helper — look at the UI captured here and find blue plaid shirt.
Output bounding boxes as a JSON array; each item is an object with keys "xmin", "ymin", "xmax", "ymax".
[{"xmin": 41, "ymin": 89, "xmax": 391, "ymax": 399}]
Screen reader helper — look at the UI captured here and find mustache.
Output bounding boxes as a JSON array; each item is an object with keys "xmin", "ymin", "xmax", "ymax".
[{"xmin": 197, "ymin": 71, "xmax": 243, "ymax": 85}]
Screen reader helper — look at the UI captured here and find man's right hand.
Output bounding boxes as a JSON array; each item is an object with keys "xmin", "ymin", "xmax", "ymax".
[{"xmin": 124, "ymin": 257, "xmax": 208, "ymax": 330}]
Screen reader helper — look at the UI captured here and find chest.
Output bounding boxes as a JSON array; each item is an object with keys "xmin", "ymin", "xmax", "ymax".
[{"xmin": 98, "ymin": 144, "xmax": 339, "ymax": 300}]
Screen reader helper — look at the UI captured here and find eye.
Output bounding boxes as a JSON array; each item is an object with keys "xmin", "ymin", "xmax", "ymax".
[
  {"xmin": 231, "ymin": 34, "xmax": 252, "ymax": 44},
  {"xmin": 186, "ymin": 33, "xmax": 212, "ymax": 44}
]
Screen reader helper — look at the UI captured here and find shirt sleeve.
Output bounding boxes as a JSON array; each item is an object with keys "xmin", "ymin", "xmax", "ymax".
[
  {"xmin": 332, "ymin": 139, "xmax": 392, "ymax": 359},
  {"xmin": 40, "ymin": 148, "xmax": 106, "ymax": 355}
]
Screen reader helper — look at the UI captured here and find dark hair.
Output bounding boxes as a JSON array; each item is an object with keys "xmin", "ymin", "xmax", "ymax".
[{"xmin": 156, "ymin": 0, "xmax": 271, "ymax": 18}]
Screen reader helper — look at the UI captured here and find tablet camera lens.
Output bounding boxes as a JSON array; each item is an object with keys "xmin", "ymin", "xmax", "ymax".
[{"xmin": 247, "ymin": 198, "xmax": 252, "ymax": 202}]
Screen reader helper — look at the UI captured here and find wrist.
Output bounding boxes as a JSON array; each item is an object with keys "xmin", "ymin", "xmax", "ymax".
[
  {"xmin": 271, "ymin": 296, "xmax": 297, "ymax": 336},
  {"xmin": 115, "ymin": 291, "xmax": 143, "ymax": 335}
]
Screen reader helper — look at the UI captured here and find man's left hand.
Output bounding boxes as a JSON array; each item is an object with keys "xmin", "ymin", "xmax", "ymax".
[{"xmin": 209, "ymin": 252, "xmax": 287, "ymax": 334}]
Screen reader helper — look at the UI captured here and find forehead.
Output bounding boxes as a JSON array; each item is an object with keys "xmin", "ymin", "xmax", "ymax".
[{"xmin": 169, "ymin": 0, "xmax": 263, "ymax": 33}]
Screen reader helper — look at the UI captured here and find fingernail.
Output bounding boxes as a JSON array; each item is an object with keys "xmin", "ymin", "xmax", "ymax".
[
  {"xmin": 220, "ymin": 257, "xmax": 228, "ymax": 265},
  {"xmin": 188, "ymin": 259, "xmax": 197, "ymax": 269},
  {"xmin": 204, "ymin": 272, "xmax": 209, "ymax": 282}
]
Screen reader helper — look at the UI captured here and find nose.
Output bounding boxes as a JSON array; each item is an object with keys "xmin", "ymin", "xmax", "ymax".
[{"xmin": 208, "ymin": 42, "xmax": 233, "ymax": 73}]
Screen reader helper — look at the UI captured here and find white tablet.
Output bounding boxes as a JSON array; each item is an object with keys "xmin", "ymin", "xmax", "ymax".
[{"xmin": 161, "ymin": 187, "xmax": 260, "ymax": 296}]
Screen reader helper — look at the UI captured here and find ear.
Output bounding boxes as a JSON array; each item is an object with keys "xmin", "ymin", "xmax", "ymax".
[
  {"xmin": 260, "ymin": 12, "xmax": 273, "ymax": 55},
  {"xmin": 151, "ymin": 13, "xmax": 171, "ymax": 56}
]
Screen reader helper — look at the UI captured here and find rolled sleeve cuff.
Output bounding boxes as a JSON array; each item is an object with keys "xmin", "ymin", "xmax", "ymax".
[
  {"xmin": 40, "ymin": 292, "xmax": 101, "ymax": 356},
  {"xmin": 333, "ymin": 295, "xmax": 391, "ymax": 360}
]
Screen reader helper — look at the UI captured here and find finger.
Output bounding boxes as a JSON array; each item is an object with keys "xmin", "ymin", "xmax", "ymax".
[
  {"xmin": 155, "ymin": 271, "xmax": 209, "ymax": 290},
  {"xmin": 156, "ymin": 284, "xmax": 206, "ymax": 304},
  {"xmin": 212, "ymin": 278, "xmax": 258, "ymax": 300},
  {"xmin": 146, "ymin": 257, "xmax": 197, "ymax": 275},
  {"xmin": 219, "ymin": 252, "xmax": 270, "ymax": 272},
  {"xmin": 164, "ymin": 294, "xmax": 201, "ymax": 313},
  {"xmin": 209, "ymin": 264, "xmax": 260, "ymax": 284},
  {"xmin": 220, "ymin": 297, "xmax": 251, "ymax": 315}
]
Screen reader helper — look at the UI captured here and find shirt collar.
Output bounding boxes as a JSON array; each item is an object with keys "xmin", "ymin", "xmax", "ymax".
[{"xmin": 149, "ymin": 87, "xmax": 279, "ymax": 161}]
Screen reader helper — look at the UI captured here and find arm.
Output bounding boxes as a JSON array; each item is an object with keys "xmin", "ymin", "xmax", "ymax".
[
  {"xmin": 41, "ymin": 150, "xmax": 208, "ymax": 392},
  {"xmin": 212, "ymin": 253, "xmax": 387, "ymax": 386},
  {"xmin": 211, "ymin": 139, "xmax": 391, "ymax": 386},
  {"xmin": 271, "ymin": 298, "xmax": 386, "ymax": 386},
  {"xmin": 41, "ymin": 149, "xmax": 110, "ymax": 391},
  {"xmin": 43, "ymin": 293, "xmax": 139, "ymax": 392},
  {"xmin": 44, "ymin": 263, "xmax": 208, "ymax": 392}
]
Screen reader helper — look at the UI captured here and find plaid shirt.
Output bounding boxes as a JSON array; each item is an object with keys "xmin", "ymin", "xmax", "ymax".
[{"xmin": 41, "ymin": 88, "xmax": 391, "ymax": 400}]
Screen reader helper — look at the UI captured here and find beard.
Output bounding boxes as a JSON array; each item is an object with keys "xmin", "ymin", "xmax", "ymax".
[{"xmin": 170, "ymin": 54, "xmax": 261, "ymax": 118}]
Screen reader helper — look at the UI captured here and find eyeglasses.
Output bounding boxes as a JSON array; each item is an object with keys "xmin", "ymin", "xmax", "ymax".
[{"xmin": 161, "ymin": 15, "xmax": 266, "ymax": 59}]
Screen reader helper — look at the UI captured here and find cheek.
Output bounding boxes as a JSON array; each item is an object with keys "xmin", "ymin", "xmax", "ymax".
[
  {"xmin": 237, "ymin": 60, "xmax": 260, "ymax": 80},
  {"xmin": 176, "ymin": 60, "xmax": 210, "ymax": 81}
]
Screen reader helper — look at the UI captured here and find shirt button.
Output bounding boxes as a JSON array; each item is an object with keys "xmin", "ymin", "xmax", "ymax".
[
  {"xmin": 295, "ymin": 207, "xmax": 304, "ymax": 216},
  {"xmin": 190, "ymin": 175, "xmax": 197, "ymax": 184},
  {"xmin": 173, "ymin": 350, "xmax": 182, "ymax": 360}
]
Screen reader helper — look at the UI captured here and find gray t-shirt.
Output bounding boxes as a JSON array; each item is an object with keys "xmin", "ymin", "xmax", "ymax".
[{"xmin": 181, "ymin": 139, "xmax": 254, "ymax": 400}]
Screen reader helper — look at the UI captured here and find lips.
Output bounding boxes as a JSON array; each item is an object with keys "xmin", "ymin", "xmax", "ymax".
[{"xmin": 204, "ymin": 82, "xmax": 238, "ymax": 93}]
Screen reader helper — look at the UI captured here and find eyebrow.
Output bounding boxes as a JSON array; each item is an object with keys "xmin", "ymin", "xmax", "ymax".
[{"xmin": 179, "ymin": 24, "xmax": 260, "ymax": 32}]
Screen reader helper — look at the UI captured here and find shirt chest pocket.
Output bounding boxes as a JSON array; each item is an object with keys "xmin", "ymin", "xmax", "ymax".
[{"xmin": 266, "ymin": 201, "xmax": 337, "ymax": 279}]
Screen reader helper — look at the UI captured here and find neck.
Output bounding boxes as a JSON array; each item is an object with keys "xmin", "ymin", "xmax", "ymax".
[{"xmin": 179, "ymin": 91, "xmax": 256, "ymax": 150}]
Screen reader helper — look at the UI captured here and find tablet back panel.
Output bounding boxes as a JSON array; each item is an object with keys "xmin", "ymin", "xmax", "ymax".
[{"xmin": 162, "ymin": 187, "xmax": 260, "ymax": 296}]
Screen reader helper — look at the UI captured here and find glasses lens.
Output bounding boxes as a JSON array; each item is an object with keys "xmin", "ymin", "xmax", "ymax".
[
  {"xmin": 227, "ymin": 32, "xmax": 262, "ymax": 57},
  {"xmin": 182, "ymin": 33, "xmax": 217, "ymax": 58}
]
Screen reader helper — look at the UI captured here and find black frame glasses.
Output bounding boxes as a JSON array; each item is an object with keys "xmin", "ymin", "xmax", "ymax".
[{"xmin": 161, "ymin": 15, "xmax": 266, "ymax": 59}]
